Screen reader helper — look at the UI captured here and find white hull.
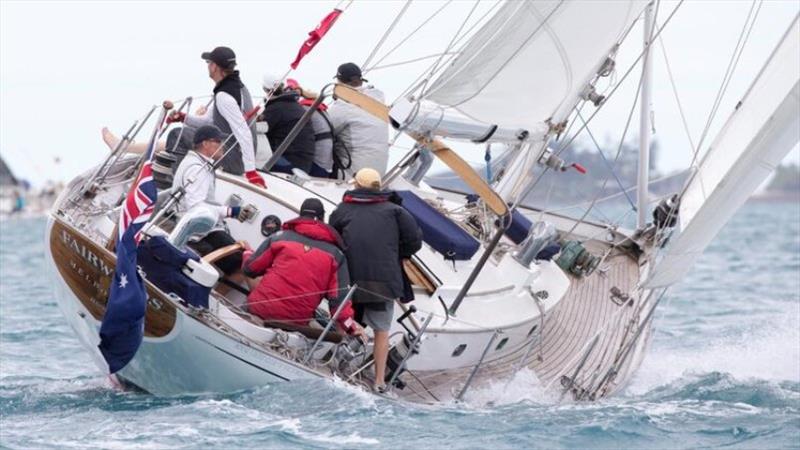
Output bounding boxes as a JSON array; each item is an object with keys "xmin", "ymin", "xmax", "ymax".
[{"xmin": 46, "ymin": 160, "xmax": 657, "ymax": 402}]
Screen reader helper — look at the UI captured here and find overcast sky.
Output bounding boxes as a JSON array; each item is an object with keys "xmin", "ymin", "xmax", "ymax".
[{"xmin": 1, "ymin": 0, "xmax": 798, "ymax": 186}]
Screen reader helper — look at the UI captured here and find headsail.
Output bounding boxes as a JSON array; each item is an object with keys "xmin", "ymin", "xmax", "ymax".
[
  {"xmin": 424, "ymin": 0, "xmax": 645, "ymax": 132},
  {"xmin": 645, "ymin": 15, "xmax": 800, "ymax": 288}
]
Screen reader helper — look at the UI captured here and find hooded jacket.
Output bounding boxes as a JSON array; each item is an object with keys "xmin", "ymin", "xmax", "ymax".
[
  {"xmin": 260, "ymin": 92, "xmax": 316, "ymax": 173},
  {"xmin": 243, "ymin": 217, "xmax": 354, "ymax": 329},
  {"xmin": 329, "ymin": 189, "xmax": 423, "ymax": 304}
]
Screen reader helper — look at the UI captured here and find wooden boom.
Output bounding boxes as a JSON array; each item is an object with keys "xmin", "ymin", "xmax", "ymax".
[{"xmin": 333, "ymin": 84, "xmax": 508, "ymax": 217}]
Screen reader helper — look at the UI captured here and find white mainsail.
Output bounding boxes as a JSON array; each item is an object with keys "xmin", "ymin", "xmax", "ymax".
[
  {"xmin": 424, "ymin": 0, "xmax": 645, "ymax": 133},
  {"xmin": 645, "ymin": 14, "xmax": 800, "ymax": 288}
]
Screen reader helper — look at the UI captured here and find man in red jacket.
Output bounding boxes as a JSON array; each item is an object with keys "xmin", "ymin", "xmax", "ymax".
[{"xmin": 243, "ymin": 198, "xmax": 362, "ymax": 336}]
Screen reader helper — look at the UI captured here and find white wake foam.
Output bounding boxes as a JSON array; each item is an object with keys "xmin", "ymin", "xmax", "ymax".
[{"xmin": 626, "ymin": 309, "xmax": 800, "ymax": 395}]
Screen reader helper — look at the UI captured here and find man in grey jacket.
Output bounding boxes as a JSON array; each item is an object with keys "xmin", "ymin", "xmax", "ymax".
[{"xmin": 328, "ymin": 63, "xmax": 390, "ymax": 178}]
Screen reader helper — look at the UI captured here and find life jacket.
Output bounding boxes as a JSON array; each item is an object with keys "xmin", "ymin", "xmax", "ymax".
[{"xmin": 212, "ymin": 71, "xmax": 257, "ymax": 175}]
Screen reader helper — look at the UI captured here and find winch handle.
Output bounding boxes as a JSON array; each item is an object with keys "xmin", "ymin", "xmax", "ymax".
[
  {"xmin": 397, "ymin": 304, "xmax": 417, "ymax": 322},
  {"xmin": 396, "ymin": 304, "xmax": 417, "ymax": 335}
]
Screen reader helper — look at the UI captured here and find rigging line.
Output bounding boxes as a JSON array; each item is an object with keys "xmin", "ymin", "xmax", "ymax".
[
  {"xmin": 362, "ymin": 1, "xmax": 414, "ymax": 71},
  {"xmin": 368, "ymin": 52, "xmax": 458, "ymax": 72},
  {"xmin": 689, "ymin": 0, "xmax": 762, "ymax": 170},
  {"xmin": 657, "ymin": 34, "xmax": 696, "ymax": 154},
  {"xmin": 418, "ymin": 0, "xmax": 482, "ymax": 97},
  {"xmin": 517, "ymin": 0, "xmax": 664, "ymax": 222},
  {"xmin": 366, "ymin": 0, "xmax": 454, "ymax": 74},
  {"xmin": 516, "ymin": 0, "xmax": 677, "ymax": 225},
  {"xmin": 577, "ymin": 111, "xmax": 637, "ymax": 210},
  {"xmin": 555, "ymin": 0, "xmax": 684, "ymax": 155},
  {"xmin": 393, "ymin": 0, "xmax": 503, "ymax": 103},
  {"xmin": 566, "ymin": 45, "xmax": 648, "ymax": 236},
  {"xmin": 650, "ymin": 0, "xmax": 763, "ymax": 252},
  {"xmin": 528, "ymin": 168, "xmax": 689, "ymax": 216},
  {"xmin": 334, "ymin": 0, "xmax": 354, "ymax": 11}
]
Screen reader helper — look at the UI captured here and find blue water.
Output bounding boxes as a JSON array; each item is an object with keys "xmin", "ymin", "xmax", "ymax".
[{"xmin": 1, "ymin": 201, "xmax": 798, "ymax": 449}]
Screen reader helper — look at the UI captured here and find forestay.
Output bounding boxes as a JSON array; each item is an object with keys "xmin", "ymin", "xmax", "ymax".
[
  {"xmin": 645, "ymin": 15, "xmax": 800, "ymax": 288},
  {"xmin": 423, "ymin": 0, "xmax": 645, "ymax": 132}
]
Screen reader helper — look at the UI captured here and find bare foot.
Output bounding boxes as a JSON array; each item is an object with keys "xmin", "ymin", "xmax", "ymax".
[{"xmin": 101, "ymin": 127, "xmax": 120, "ymax": 150}]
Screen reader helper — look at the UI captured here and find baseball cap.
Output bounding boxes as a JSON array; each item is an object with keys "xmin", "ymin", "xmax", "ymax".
[
  {"xmin": 299, "ymin": 198, "xmax": 325, "ymax": 220},
  {"xmin": 193, "ymin": 125, "xmax": 224, "ymax": 146},
  {"xmin": 354, "ymin": 168, "xmax": 381, "ymax": 190},
  {"xmin": 335, "ymin": 62, "xmax": 367, "ymax": 82},
  {"xmin": 201, "ymin": 46, "xmax": 237, "ymax": 69}
]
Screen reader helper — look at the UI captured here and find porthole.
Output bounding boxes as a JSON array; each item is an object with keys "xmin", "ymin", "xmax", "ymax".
[
  {"xmin": 495, "ymin": 337, "xmax": 509, "ymax": 351},
  {"xmin": 527, "ymin": 325, "xmax": 538, "ymax": 337},
  {"xmin": 451, "ymin": 344, "xmax": 467, "ymax": 357}
]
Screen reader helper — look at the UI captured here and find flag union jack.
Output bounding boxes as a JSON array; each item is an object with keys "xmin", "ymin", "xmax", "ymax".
[{"xmin": 118, "ymin": 143, "xmax": 158, "ymax": 243}]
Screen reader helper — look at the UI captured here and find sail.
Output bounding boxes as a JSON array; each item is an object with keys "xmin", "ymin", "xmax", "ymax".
[
  {"xmin": 424, "ymin": 0, "xmax": 645, "ymax": 132},
  {"xmin": 645, "ymin": 15, "xmax": 800, "ymax": 289}
]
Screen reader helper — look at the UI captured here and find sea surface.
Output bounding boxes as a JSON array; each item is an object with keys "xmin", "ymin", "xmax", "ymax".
[{"xmin": 1, "ymin": 201, "xmax": 798, "ymax": 449}]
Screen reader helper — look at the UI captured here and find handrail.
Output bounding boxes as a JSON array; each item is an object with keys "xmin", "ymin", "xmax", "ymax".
[{"xmin": 302, "ymin": 284, "xmax": 357, "ymax": 364}]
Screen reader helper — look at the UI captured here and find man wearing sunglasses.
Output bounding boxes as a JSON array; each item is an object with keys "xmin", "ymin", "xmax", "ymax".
[{"xmin": 171, "ymin": 125, "xmax": 252, "ymax": 222}]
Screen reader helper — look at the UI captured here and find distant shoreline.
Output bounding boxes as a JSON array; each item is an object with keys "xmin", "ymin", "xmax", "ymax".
[{"xmin": 749, "ymin": 191, "xmax": 800, "ymax": 203}]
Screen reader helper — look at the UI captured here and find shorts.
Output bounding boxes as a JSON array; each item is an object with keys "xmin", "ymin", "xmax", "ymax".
[{"xmin": 362, "ymin": 302, "xmax": 394, "ymax": 332}]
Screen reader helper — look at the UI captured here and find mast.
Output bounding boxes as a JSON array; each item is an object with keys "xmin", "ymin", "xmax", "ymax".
[{"xmin": 637, "ymin": 1, "xmax": 654, "ymax": 229}]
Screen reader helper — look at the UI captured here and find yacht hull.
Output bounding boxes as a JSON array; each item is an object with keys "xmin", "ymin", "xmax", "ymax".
[{"xmin": 45, "ymin": 214, "xmax": 320, "ymax": 396}]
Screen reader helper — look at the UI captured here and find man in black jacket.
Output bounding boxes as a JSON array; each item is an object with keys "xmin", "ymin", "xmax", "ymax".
[
  {"xmin": 329, "ymin": 168, "xmax": 423, "ymax": 392},
  {"xmin": 259, "ymin": 73, "xmax": 316, "ymax": 174}
]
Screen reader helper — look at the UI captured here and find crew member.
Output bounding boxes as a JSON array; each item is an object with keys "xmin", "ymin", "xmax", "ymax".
[
  {"xmin": 285, "ymin": 79, "xmax": 335, "ymax": 178},
  {"xmin": 100, "ymin": 46, "xmax": 266, "ymax": 188},
  {"xmin": 328, "ymin": 63, "xmax": 390, "ymax": 177},
  {"xmin": 258, "ymin": 74, "xmax": 316, "ymax": 174},
  {"xmin": 172, "ymin": 125, "xmax": 252, "ymax": 222},
  {"xmin": 173, "ymin": 46, "xmax": 265, "ymax": 187},
  {"xmin": 243, "ymin": 198, "xmax": 363, "ymax": 337},
  {"xmin": 329, "ymin": 168, "xmax": 422, "ymax": 392}
]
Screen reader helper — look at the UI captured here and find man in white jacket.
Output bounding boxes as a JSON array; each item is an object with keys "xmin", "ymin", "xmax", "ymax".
[
  {"xmin": 102, "ymin": 46, "xmax": 266, "ymax": 189},
  {"xmin": 172, "ymin": 125, "xmax": 251, "ymax": 222},
  {"xmin": 328, "ymin": 63, "xmax": 389, "ymax": 178}
]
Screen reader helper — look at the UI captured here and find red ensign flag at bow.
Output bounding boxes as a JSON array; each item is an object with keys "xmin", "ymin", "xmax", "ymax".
[{"xmin": 290, "ymin": 8, "xmax": 342, "ymax": 70}]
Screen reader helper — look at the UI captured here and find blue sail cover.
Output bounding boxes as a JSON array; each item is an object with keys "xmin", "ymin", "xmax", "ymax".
[
  {"xmin": 505, "ymin": 209, "xmax": 533, "ymax": 244},
  {"xmin": 396, "ymin": 191, "xmax": 479, "ymax": 260},
  {"xmin": 138, "ymin": 236, "xmax": 210, "ymax": 309}
]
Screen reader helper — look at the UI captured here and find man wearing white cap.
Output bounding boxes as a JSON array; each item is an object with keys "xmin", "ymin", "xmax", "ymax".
[
  {"xmin": 329, "ymin": 168, "xmax": 423, "ymax": 393},
  {"xmin": 257, "ymin": 73, "xmax": 316, "ymax": 174}
]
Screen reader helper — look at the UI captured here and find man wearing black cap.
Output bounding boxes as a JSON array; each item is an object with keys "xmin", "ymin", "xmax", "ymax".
[
  {"xmin": 328, "ymin": 62, "xmax": 390, "ymax": 178},
  {"xmin": 171, "ymin": 125, "xmax": 253, "ymax": 222},
  {"xmin": 169, "ymin": 46, "xmax": 266, "ymax": 188},
  {"xmin": 243, "ymin": 198, "xmax": 364, "ymax": 338}
]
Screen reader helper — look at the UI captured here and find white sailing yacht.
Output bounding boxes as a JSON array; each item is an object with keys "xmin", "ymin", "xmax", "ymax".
[{"xmin": 44, "ymin": 1, "xmax": 799, "ymax": 403}]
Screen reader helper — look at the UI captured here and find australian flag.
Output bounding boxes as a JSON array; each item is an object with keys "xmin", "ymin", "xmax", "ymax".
[{"xmin": 98, "ymin": 116, "xmax": 162, "ymax": 374}]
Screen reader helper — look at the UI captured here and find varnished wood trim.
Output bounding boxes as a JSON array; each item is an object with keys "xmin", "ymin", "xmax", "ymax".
[{"xmin": 50, "ymin": 218, "xmax": 177, "ymax": 337}]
